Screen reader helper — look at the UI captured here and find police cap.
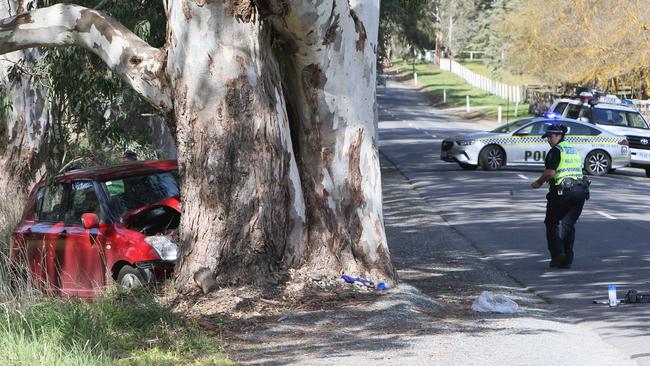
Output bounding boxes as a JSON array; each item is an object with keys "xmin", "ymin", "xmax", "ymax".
[{"xmin": 542, "ymin": 123, "xmax": 567, "ymax": 138}]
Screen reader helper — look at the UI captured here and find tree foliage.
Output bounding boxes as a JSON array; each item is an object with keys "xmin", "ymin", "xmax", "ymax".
[
  {"xmin": 28, "ymin": 0, "xmax": 168, "ymax": 172},
  {"xmin": 379, "ymin": 0, "xmax": 437, "ymax": 63},
  {"xmin": 500, "ymin": 0, "xmax": 650, "ymax": 92}
]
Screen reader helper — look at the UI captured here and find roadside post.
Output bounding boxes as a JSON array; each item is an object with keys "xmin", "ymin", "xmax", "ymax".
[
  {"xmin": 443, "ymin": 89, "xmax": 447, "ymax": 103},
  {"xmin": 414, "ymin": 72, "xmax": 418, "ymax": 85},
  {"xmin": 514, "ymin": 101, "xmax": 519, "ymax": 117},
  {"xmin": 498, "ymin": 106, "xmax": 502, "ymax": 125},
  {"xmin": 466, "ymin": 96, "xmax": 470, "ymax": 112}
]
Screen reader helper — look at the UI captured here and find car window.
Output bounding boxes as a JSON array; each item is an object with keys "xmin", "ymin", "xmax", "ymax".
[
  {"xmin": 66, "ymin": 181, "xmax": 101, "ymax": 224},
  {"xmin": 514, "ymin": 121, "xmax": 546, "ymax": 136},
  {"xmin": 553, "ymin": 102, "xmax": 568, "ymax": 115},
  {"xmin": 565, "ymin": 104, "xmax": 582, "ymax": 119},
  {"xmin": 592, "ymin": 109, "xmax": 626, "ymax": 126},
  {"xmin": 625, "ymin": 112, "xmax": 649, "ymax": 129},
  {"xmin": 490, "ymin": 118, "xmax": 533, "ymax": 133},
  {"xmin": 565, "ymin": 122, "xmax": 601, "ymax": 136},
  {"xmin": 103, "ymin": 172, "xmax": 180, "ymax": 218},
  {"xmin": 38, "ymin": 184, "xmax": 64, "ymax": 222}
]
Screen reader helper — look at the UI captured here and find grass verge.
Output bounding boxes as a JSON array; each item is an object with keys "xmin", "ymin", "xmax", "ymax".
[
  {"xmin": 392, "ymin": 59, "xmax": 532, "ymax": 121},
  {"xmin": 0, "ymin": 288, "xmax": 233, "ymax": 365}
]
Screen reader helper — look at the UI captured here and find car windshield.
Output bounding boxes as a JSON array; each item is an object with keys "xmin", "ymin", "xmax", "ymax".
[
  {"xmin": 491, "ymin": 118, "xmax": 534, "ymax": 133},
  {"xmin": 102, "ymin": 171, "xmax": 180, "ymax": 219},
  {"xmin": 592, "ymin": 109, "xmax": 650, "ymax": 129}
]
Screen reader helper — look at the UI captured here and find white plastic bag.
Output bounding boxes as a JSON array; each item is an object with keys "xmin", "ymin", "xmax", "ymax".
[{"xmin": 471, "ymin": 291, "xmax": 518, "ymax": 314}]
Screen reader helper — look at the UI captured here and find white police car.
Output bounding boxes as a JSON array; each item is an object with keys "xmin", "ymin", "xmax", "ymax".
[
  {"xmin": 549, "ymin": 96, "xmax": 650, "ymax": 177},
  {"xmin": 440, "ymin": 117, "xmax": 630, "ymax": 176}
]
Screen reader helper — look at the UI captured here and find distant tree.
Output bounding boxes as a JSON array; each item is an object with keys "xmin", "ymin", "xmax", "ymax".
[
  {"xmin": 500, "ymin": 0, "xmax": 650, "ymax": 93},
  {"xmin": 379, "ymin": 0, "xmax": 437, "ymax": 64}
]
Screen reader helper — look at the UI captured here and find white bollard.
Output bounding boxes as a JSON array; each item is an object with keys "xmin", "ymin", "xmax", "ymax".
[
  {"xmin": 498, "ymin": 106, "xmax": 502, "ymax": 125},
  {"xmin": 466, "ymin": 96, "xmax": 470, "ymax": 113},
  {"xmin": 443, "ymin": 89, "xmax": 447, "ymax": 103},
  {"xmin": 514, "ymin": 102, "xmax": 519, "ymax": 117},
  {"xmin": 414, "ymin": 72, "xmax": 418, "ymax": 85}
]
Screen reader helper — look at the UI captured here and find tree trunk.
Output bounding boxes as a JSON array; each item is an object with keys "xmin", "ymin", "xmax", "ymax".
[
  {"xmin": 166, "ymin": 1, "xmax": 305, "ymax": 290},
  {"xmin": 0, "ymin": 1, "xmax": 396, "ymax": 292},
  {"xmin": 0, "ymin": 0, "xmax": 48, "ymax": 233},
  {"xmin": 271, "ymin": 0, "xmax": 395, "ymax": 282}
]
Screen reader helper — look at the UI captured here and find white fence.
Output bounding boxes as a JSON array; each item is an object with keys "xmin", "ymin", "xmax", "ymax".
[{"xmin": 439, "ymin": 58, "xmax": 524, "ymax": 104}]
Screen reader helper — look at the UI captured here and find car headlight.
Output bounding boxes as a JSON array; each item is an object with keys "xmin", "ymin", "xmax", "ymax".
[
  {"xmin": 144, "ymin": 236, "xmax": 178, "ymax": 261},
  {"xmin": 456, "ymin": 140, "xmax": 474, "ymax": 146}
]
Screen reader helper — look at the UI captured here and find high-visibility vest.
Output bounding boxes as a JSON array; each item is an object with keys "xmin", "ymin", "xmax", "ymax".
[{"xmin": 552, "ymin": 141, "xmax": 584, "ymax": 188}]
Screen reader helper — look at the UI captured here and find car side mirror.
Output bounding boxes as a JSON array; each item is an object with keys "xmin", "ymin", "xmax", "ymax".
[{"xmin": 81, "ymin": 213, "xmax": 99, "ymax": 229}]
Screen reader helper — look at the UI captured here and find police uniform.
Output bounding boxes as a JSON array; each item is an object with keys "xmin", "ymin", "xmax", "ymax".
[{"xmin": 544, "ymin": 139, "xmax": 588, "ymax": 268}]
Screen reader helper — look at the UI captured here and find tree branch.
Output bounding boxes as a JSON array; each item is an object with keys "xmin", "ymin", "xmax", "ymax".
[{"xmin": 0, "ymin": 4, "xmax": 172, "ymax": 112}]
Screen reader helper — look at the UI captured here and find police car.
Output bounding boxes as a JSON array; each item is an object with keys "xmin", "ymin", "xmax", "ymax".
[
  {"xmin": 440, "ymin": 117, "xmax": 630, "ymax": 176},
  {"xmin": 549, "ymin": 95, "xmax": 650, "ymax": 177}
]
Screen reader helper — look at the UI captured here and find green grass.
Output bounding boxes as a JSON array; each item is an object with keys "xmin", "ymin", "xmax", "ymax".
[
  {"xmin": 0, "ymin": 288, "xmax": 234, "ymax": 365},
  {"xmin": 393, "ymin": 59, "xmax": 532, "ymax": 121},
  {"xmin": 458, "ymin": 60, "xmax": 542, "ymax": 86}
]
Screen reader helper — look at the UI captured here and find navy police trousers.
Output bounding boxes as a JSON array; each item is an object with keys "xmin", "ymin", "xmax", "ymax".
[{"xmin": 544, "ymin": 186, "xmax": 587, "ymax": 265}]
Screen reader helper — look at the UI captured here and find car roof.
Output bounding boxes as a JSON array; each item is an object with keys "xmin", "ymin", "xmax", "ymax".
[
  {"xmin": 522, "ymin": 117, "xmax": 617, "ymax": 136},
  {"xmin": 554, "ymin": 98, "xmax": 638, "ymax": 112},
  {"xmin": 57, "ymin": 160, "xmax": 178, "ymax": 182}
]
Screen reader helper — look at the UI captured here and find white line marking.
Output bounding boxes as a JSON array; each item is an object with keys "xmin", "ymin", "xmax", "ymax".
[
  {"xmin": 517, "ymin": 174, "xmax": 529, "ymax": 180},
  {"xmin": 596, "ymin": 211, "xmax": 617, "ymax": 220}
]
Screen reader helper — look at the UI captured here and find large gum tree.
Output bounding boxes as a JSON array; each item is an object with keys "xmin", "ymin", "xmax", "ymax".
[
  {"xmin": 0, "ymin": 0, "xmax": 48, "ymax": 232},
  {"xmin": 0, "ymin": 0, "xmax": 395, "ymax": 292}
]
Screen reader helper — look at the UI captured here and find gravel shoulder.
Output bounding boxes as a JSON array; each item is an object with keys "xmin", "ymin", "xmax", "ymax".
[{"xmin": 222, "ymin": 156, "xmax": 634, "ymax": 365}]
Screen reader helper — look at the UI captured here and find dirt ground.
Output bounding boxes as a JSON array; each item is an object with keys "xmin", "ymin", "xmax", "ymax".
[{"xmin": 166, "ymin": 157, "xmax": 576, "ymax": 365}]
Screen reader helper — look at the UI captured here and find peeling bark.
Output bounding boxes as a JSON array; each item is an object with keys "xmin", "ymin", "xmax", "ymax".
[
  {"xmin": 0, "ymin": 0, "xmax": 48, "ymax": 233},
  {"xmin": 269, "ymin": 0, "xmax": 394, "ymax": 283},
  {"xmin": 0, "ymin": 0, "xmax": 393, "ymax": 292},
  {"xmin": 166, "ymin": 1, "xmax": 305, "ymax": 291},
  {"xmin": 0, "ymin": 4, "xmax": 172, "ymax": 112}
]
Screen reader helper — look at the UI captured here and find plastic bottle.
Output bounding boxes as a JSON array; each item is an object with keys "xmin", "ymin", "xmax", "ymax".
[{"xmin": 608, "ymin": 284, "xmax": 617, "ymax": 307}]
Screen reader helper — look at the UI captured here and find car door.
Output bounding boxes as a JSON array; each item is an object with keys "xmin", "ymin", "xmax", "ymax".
[
  {"xmin": 509, "ymin": 121, "xmax": 548, "ymax": 164},
  {"xmin": 25, "ymin": 183, "xmax": 66, "ymax": 295},
  {"xmin": 60, "ymin": 180, "xmax": 107, "ymax": 298}
]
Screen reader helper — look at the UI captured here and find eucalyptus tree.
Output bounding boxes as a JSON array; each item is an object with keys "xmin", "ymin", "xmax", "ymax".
[
  {"xmin": 0, "ymin": 0, "xmax": 48, "ymax": 232},
  {"xmin": 0, "ymin": 1, "xmax": 394, "ymax": 292}
]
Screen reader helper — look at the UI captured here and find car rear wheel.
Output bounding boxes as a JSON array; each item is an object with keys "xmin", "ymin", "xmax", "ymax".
[
  {"xmin": 459, "ymin": 162, "xmax": 478, "ymax": 170},
  {"xmin": 479, "ymin": 146, "xmax": 505, "ymax": 171},
  {"xmin": 584, "ymin": 150, "xmax": 611, "ymax": 176},
  {"xmin": 117, "ymin": 265, "xmax": 144, "ymax": 291}
]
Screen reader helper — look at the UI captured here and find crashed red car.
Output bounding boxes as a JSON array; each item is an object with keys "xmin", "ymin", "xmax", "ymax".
[{"xmin": 10, "ymin": 160, "xmax": 180, "ymax": 298}]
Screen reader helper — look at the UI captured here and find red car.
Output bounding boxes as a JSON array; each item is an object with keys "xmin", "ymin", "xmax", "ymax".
[{"xmin": 10, "ymin": 160, "xmax": 180, "ymax": 298}]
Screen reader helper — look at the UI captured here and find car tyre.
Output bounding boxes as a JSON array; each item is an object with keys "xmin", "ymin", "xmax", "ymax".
[
  {"xmin": 584, "ymin": 150, "xmax": 611, "ymax": 176},
  {"xmin": 459, "ymin": 163, "xmax": 479, "ymax": 170},
  {"xmin": 117, "ymin": 265, "xmax": 145, "ymax": 291},
  {"xmin": 479, "ymin": 145, "xmax": 506, "ymax": 171}
]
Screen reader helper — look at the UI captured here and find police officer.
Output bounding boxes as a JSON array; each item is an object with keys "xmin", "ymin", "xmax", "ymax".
[{"xmin": 531, "ymin": 123, "xmax": 588, "ymax": 269}]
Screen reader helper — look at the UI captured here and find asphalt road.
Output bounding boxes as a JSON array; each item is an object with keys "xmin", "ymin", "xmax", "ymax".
[{"xmin": 378, "ymin": 80, "xmax": 650, "ymax": 365}]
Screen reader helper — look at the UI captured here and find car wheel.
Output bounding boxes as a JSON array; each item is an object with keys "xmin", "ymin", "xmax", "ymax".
[
  {"xmin": 584, "ymin": 150, "xmax": 611, "ymax": 176},
  {"xmin": 117, "ymin": 265, "xmax": 144, "ymax": 291},
  {"xmin": 459, "ymin": 163, "xmax": 478, "ymax": 170},
  {"xmin": 479, "ymin": 145, "xmax": 505, "ymax": 170}
]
